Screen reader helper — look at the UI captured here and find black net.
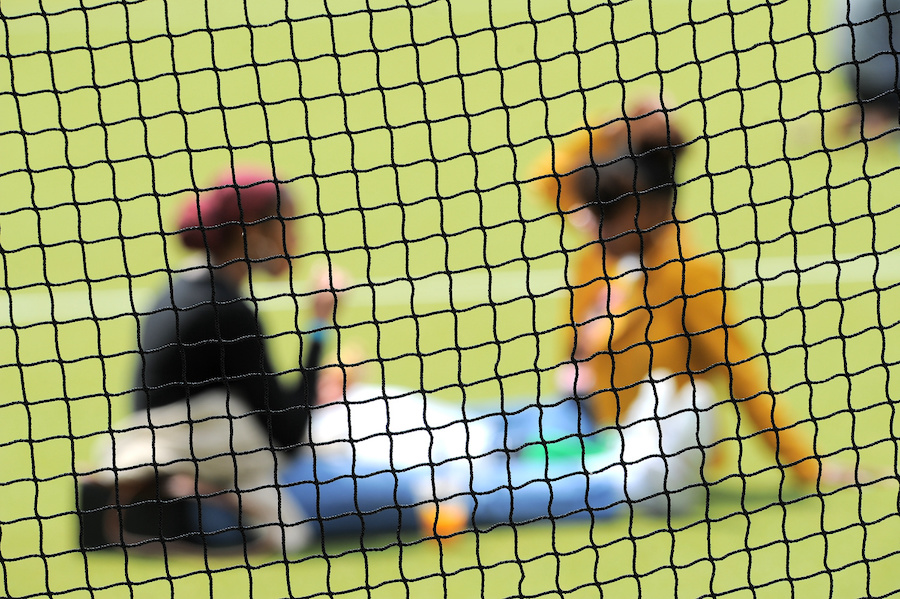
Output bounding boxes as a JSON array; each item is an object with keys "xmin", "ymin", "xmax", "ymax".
[{"xmin": 2, "ymin": 0, "xmax": 899, "ymax": 597}]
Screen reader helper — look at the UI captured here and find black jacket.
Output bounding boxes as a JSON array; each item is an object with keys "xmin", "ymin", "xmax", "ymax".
[{"xmin": 132, "ymin": 270, "xmax": 321, "ymax": 453}]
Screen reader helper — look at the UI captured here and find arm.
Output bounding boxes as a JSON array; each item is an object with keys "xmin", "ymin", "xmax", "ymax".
[
  {"xmin": 720, "ymin": 327, "xmax": 820, "ymax": 483},
  {"xmin": 215, "ymin": 300, "xmax": 312, "ymax": 453},
  {"xmin": 268, "ymin": 335, "xmax": 322, "ymax": 453},
  {"xmin": 686, "ymin": 272, "xmax": 820, "ymax": 483},
  {"xmin": 230, "ymin": 269, "xmax": 343, "ymax": 452}
]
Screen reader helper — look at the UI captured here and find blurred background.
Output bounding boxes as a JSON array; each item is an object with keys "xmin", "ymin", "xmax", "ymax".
[{"xmin": 2, "ymin": 0, "xmax": 899, "ymax": 596}]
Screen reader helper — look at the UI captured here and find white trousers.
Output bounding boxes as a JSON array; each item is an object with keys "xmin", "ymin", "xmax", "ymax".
[
  {"xmin": 309, "ymin": 380, "xmax": 720, "ymax": 516},
  {"xmin": 92, "ymin": 391, "xmax": 311, "ymax": 552},
  {"xmin": 618, "ymin": 372, "xmax": 718, "ymax": 515}
]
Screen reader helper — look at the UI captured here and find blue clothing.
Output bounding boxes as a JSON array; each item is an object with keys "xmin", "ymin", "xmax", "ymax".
[{"xmin": 282, "ymin": 396, "xmax": 623, "ymax": 540}]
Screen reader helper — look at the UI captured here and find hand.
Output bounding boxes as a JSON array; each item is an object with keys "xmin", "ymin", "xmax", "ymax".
[
  {"xmin": 556, "ymin": 362, "xmax": 595, "ymax": 398},
  {"xmin": 311, "ymin": 265, "xmax": 347, "ymax": 321},
  {"xmin": 567, "ymin": 204, "xmax": 600, "ymax": 236},
  {"xmin": 315, "ymin": 346, "xmax": 364, "ymax": 405},
  {"xmin": 315, "ymin": 365, "xmax": 347, "ymax": 405},
  {"xmin": 819, "ymin": 463, "xmax": 895, "ymax": 488}
]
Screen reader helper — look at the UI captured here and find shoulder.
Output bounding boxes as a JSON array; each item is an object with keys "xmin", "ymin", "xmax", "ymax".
[
  {"xmin": 146, "ymin": 272, "xmax": 255, "ymax": 331},
  {"xmin": 163, "ymin": 271, "xmax": 252, "ymax": 315},
  {"xmin": 641, "ymin": 236, "xmax": 729, "ymax": 330},
  {"xmin": 646, "ymin": 230, "xmax": 723, "ymax": 292},
  {"xmin": 681, "ymin": 252, "xmax": 725, "ymax": 295}
]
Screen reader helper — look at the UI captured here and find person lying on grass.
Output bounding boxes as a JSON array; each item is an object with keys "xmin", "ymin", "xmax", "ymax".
[{"xmin": 281, "ymin": 355, "xmax": 726, "ymax": 541}]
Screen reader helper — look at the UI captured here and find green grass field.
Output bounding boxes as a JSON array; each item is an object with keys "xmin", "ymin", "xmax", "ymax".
[{"xmin": 2, "ymin": 0, "xmax": 900, "ymax": 596}]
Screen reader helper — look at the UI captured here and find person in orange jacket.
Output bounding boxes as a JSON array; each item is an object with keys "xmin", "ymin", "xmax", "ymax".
[{"xmin": 531, "ymin": 98, "xmax": 841, "ymax": 505}]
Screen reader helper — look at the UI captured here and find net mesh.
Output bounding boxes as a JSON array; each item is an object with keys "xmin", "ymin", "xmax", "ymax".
[{"xmin": 2, "ymin": 0, "xmax": 899, "ymax": 597}]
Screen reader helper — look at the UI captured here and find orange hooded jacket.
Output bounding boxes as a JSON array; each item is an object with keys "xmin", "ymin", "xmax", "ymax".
[{"xmin": 531, "ymin": 111, "xmax": 819, "ymax": 483}]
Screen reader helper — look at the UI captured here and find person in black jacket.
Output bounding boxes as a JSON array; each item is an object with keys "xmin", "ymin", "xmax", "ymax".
[
  {"xmin": 80, "ymin": 166, "xmax": 339, "ymax": 553},
  {"xmin": 833, "ymin": 0, "xmax": 900, "ymax": 138}
]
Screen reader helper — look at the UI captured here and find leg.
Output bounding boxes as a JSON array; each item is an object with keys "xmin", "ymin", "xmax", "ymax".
[
  {"xmin": 619, "ymin": 373, "xmax": 716, "ymax": 515},
  {"xmin": 86, "ymin": 391, "xmax": 313, "ymax": 552},
  {"xmin": 281, "ymin": 454, "xmax": 424, "ymax": 540}
]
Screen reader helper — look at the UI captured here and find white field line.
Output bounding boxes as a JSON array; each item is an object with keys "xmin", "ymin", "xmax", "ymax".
[{"xmin": 0, "ymin": 252, "xmax": 896, "ymax": 327}]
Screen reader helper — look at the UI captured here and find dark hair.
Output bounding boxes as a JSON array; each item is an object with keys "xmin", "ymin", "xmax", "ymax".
[
  {"xmin": 573, "ymin": 105, "xmax": 685, "ymax": 219},
  {"xmin": 177, "ymin": 167, "xmax": 293, "ymax": 254}
]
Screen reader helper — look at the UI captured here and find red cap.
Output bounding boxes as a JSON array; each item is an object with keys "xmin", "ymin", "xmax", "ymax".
[{"xmin": 178, "ymin": 167, "xmax": 293, "ymax": 253}]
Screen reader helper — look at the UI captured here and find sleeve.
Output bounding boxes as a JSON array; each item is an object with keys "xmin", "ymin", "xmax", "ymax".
[
  {"xmin": 217, "ymin": 301, "xmax": 321, "ymax": 453},
  {"xmin": 255, "ymin": 337, "xmax": 322, "ymax": 455},
  {"xmin": 684, "ymin": 263, "xmax": 820, "ymax": 483}
]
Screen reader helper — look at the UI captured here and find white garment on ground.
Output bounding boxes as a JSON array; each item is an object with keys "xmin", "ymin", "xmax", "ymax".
[
  {"xmin": 92, "ymin": 391, "xmax": 311, "ymax": 552},
  {"xmin": 308, "ymin": 384, "xmax": 492, "ymax": 471}
]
